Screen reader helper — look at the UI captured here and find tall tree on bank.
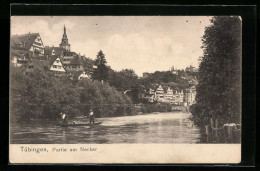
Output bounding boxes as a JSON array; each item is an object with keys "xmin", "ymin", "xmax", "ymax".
[
  {"xmin": 190, "ymin": 16, "xmax": 241, "ymax": 127},
  {"xmin": 92, "ymin": 50, "xmax": 108, "ymax": 83}
]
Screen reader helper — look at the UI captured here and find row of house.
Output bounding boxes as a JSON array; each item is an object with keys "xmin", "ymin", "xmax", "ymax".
[
  {"xmin": 10, "ymin": 25, "xmax": 93, "ymax": 80},
  {"xmin": 139, "ymin": 85, "xmax": 196, "ymax": 106}
]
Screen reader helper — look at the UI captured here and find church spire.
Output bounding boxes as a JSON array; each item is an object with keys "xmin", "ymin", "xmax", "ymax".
[
  {"xmin": 60, "ymin": 25, "xmax": 70, "ymax": 51},
  {"xmin": 64, "ymin": 25, "xmax": 66, "ymax": 34},
  {"xmin": 63, "ymin": 25, "xmax": 67, "ymax": 39}
]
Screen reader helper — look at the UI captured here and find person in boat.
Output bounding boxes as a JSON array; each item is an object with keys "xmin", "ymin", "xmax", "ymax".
[
  {"xmin": 60, "ymin": 112, "xmax": 68, "ymax": 125},
  {"xmin": 89, "ymin": 109, "xmax": 95, "ymax": 124}
]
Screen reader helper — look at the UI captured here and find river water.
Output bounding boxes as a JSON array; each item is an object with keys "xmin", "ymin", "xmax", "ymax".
[{"xmin": 10, "ymin": 112, "xmax": 200, "ymax": 144}]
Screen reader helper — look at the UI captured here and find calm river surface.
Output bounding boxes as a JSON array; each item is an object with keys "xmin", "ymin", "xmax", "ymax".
[{"xmin": 10, "ymin": 112, "xmax": 200, "ymax": 144}]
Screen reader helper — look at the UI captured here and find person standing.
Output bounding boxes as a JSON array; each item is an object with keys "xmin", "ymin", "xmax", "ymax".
[
  {"xmin": 60, "ymin": 112, "xmax": 68, "ymax": 125},
  {"xmin": 89, "ymin": 109, "xmax": 94, "ymax": 124}
]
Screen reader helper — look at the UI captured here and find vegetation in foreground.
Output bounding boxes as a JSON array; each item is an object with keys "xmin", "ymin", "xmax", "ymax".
[
  {"xmin": 10, "ymin": 65, "xmax": 135, "ymax": 122},
  {"xmin": 190, "ymin": 16, "xmax": 241, "ymax": 141}
]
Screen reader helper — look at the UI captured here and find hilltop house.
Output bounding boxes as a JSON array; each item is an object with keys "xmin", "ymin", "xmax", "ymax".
[
  {"xmin": 45, "ymin": 25, "xmax": 93, "ymax": 78},
  {"xmin": 62, "ymin": 51, "xmax": 78, "ymax": 65},
  {"xmin": 45, "ymin": 46, "xmax": 64, "ymax": 59},
  {"xmin": 10, "ymin": 50, "xmax": 30, "ymax": 67},
  {"xmin": 49, "ymin": 56, "xmax": 66, "ymax": 74},
  {"xmin": 11, "ymin": 33, "xmax": 45, "ymax": 56},
  {"xmin": 65, "ymin": 55, "xmax": 84, "ymax": 73},
  {"xmin": 78, "ymin": 71, "xmax": 91, "ymax": 80}
]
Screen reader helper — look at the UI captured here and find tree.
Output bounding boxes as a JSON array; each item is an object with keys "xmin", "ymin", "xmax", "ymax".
[
  {"xmin": 190, "ymin": 16, "xmax": 241, "ymax": 127},
  {"xmin": 92, "ymin": 50, "xmax": 108, "ymax": 83}
]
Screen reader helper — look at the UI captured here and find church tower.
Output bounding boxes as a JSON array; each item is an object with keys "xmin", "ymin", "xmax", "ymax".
[{"xmin": 59, "ymin": 25, "xmax": 71, "ymax": 51}]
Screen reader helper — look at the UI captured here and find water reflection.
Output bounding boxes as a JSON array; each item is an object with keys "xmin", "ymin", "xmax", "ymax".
[{"xmin": 10, "ymin": 112, "xmax": 200, "ymax": 144}]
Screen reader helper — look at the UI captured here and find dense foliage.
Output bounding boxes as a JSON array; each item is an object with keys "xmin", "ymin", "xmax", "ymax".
[
  {"xmin": 92, "ymin": 50, "xmax": 108, "ymax": 82},
  {"xmin": 10, "ymin": 65, "xmax": 135, "ymax": 122},
  {"xmin": 190, "ymin": 16, "xmax": 241, "ymax": 127}
]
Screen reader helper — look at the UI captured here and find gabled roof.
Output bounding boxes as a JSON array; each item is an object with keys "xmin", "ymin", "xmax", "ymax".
[
  {"xmin": 49, "ymin": 55, "xmax": 60, "ymax": 66},
  {"xmin": 44, "ymin": 46, "xmax": 64, "ymax": 57},
  {"xmin": 53, "ymin": 47, "xmax": 64, "ymax": 56},
  {"xmin": 49, "ymin": 55, "xmax": 67, "ymax": 72},
  {"xmin": 11, "ymin": 33, "xmax": 40, "ymax": 51}
]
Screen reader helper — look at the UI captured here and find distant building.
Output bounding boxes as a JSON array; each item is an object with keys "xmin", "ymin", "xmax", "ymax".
[
  {"xmin": 155, "ymin": 85, "xmax": 164, "ymax": 102},
  {"xmin": 185, "ymin": 65, "xmax": 197, "ymax": 72},
  {"xmin": 60, "ymin": 25, "xmax": 71, "ymax": 52},
  {"xmin": 145, "ymin": 89, "xmax": 155, "ymax": 103},
  {"xmin": 62, "ymin": 51, "xmax": 78, "ymax": 65},
  {"xmin": 45, "ymin": 46, "xmax": 64, "ymax": 59},
  {"xmin": 10, "ymin": 50, "xmax": 30, "ymax": 67},
  {"xmin": 11, "ymin": 33, "xmax": 45, "ymax": 56},
  {"xmin": 65, "ymin": 55, "xmax": 84, "ymax": 73},
  {"xmin": 45, "ymin": 26, "xmax": 72, "ymax": 59},
  {"xmin": 49, "ymin": 56, "xmax": 66, "ymax": 73},
  {"xmin": 164, "ymin": 87, "xmax": 174, "ymax": 103},
  {"xmin": 45, "ymin": 25, "xmax": 92, "ymax": 78},
  {"xmin": 171, "ymin": 70, "xmax": 178, "ymax": 75},
  {"xmin": 185, "ymin": 86, "xmax": 196, "ymax": 106},
  {"xmin": 78, "ymin": 71, "xmax": 91, "ymax": 80}
]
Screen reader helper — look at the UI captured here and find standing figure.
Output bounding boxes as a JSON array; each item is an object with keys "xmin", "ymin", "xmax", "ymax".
[
  {"xmin": 60, "ymin": 112, "xmax": 68, "ymax": 125},
  {"xmin": 89, "ymin": 109, "xmax": 94, "ymax": 124}
]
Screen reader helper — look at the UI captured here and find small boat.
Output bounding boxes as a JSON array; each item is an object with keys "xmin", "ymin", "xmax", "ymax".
[{"xmin": 60, "ymin": 122, "xmax": 102, "ymax": 127}]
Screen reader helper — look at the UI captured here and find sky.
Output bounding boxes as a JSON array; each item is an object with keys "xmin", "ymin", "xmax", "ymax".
[{"xmin": 11, "ymin": 16, "xmax": 212, "ymax": 76}]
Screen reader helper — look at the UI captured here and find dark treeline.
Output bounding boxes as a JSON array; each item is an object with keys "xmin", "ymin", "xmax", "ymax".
[
  {"xmin": 190, "ymin": 16, "xmax": 241, "ymax": 141},
  {"xmin": 10, "ymin": 65, "xmax": 135, "ymax": 122}
]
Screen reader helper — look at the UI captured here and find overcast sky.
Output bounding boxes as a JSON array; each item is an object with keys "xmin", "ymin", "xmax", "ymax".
[{"xmin": 11, "ymin": 16, "xmax": 212, "ymax": 76}]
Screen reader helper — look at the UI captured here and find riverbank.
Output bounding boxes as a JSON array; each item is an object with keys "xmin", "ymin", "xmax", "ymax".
[{"xmin": 135, "ymin": 103, "xmax": 189, "ymax": 115}]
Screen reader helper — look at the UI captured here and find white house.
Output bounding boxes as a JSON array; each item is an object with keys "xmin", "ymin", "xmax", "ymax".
[
  {"xmin": 50, "ymin": 56, "xmax": 66, "ymax": 73},
  {"xmin": 78, "ymin": 71, "xmax": 91, "ymax": 80}
]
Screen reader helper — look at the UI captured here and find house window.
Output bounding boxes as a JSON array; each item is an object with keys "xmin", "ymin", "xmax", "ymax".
[
  {"xmin": 53, "ymin": 65, "xmax": 57, "ymax": 68},
  {"xmin": 28, "ymin": 66, "xmax": 33, "ymax": 69}
]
